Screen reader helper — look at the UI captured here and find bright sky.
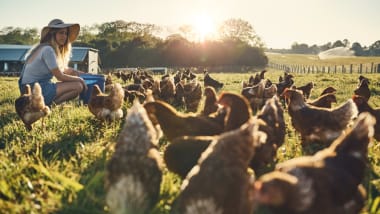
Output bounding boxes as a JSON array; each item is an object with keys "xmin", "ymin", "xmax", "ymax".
[{"xmin": 1, "ymin": 0, "xmax": 379, "ymax": 49}]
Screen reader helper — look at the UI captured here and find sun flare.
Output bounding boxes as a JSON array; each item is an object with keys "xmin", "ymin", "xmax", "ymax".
[{"xmin": 192, "ymin": 13, "xmax": 216, "ymax": 42}]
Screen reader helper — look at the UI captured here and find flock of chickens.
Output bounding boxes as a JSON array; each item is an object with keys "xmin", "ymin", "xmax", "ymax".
[{"xmin": 14, "ymin": 68, "xmax": 379, "ymax": 214}]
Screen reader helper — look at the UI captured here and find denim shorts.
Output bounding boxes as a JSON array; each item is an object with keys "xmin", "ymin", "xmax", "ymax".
[{"xmin": 19, "ymin": 81, "xmax": 57, "ymax": 106}]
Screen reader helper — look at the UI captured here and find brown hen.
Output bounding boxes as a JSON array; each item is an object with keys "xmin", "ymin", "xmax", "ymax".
[
  {"xmin": 307, "ymin": 93, "xmax": 337, "ymax": 108},
  {"xmin": 124, "ymin": 90, "xmax": 146, "ymax": 104},
  {"xmin": 354, "ymin": 77, "xmax": 371, "ymax": 102},
  {"xmin": 171, "ymin": 119, "xmax": 267, "ymax": 214},
  {"xmin": 159, "ymin": 75, "xmax": 176, "ymax": 103},
  {"xmin": 252, "ymin": 96, "xmax": 286, "ymax": 171},
  {"xmin": 282, "ymin": 88, "xmax": 358, "ymax": 146},
  {"xmin": 295, "ymin": 82, "xmax": 315, "ymax": 100},
  {"xmin": 218, "ymin": 92, "xmax": 252, "ymax": 131},
  {"xmin": 253, "ymin": 112, "xmax": 375, "ymax": 214},
  {"xmin": 163, "ymin": 92, "xmax": 250, "ymax": 178},
  {"xmin": 164, "ymin": 135, "xmax": 215, "ymax": 178},
  {"xmin": 204, "ymin": 71, "xmax": 224, "ymax": 91},
  {"xmin": 105, "ymin": 101, "xmax": 163, "ymax": 214},
  {"xmin": 183, "ymin": 80, "xmax": 202, "ymax": 112},
  {"xmin": 241, "ymin": 79, "xmax": 266, "ymax": 113},
  {"xmin": 88, "ymin": 83, "xmax": 124, "ymax": 121},
  {"xmin": 15, "ymin": 83, "xmax": 51, "ymax": 131},
  {"xmin": 352, "ymin": 95, "xmax": 380, "ymax": 141},
  {"xmin": 201, "ymin": 86, "xmax": 219, "ymax": 116},
  {"xmin": 143, "ymin": 100, "xmax": 224, "ymax": 141},
  {"xmin": 320, "ymin": 86, "xmax": 337, "ymax": 96},
  {"xmin": 276, "ymin": 74, "xmax": 294, "ymax": 96},
  {"xmin": 173, "ymin": 81, "xmax": 185, "ymax": 107}
]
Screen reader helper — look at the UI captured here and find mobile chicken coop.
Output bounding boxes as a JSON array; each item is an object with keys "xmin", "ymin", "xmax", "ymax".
[{"xmin": 0, "ymin": 44, "xmax": 99, "ymax": 76}]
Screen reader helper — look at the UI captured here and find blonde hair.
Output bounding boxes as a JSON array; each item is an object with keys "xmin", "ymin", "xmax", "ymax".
[{"xmin": 30, "ymin": 27, "xmax": 72, "ymax": 70}]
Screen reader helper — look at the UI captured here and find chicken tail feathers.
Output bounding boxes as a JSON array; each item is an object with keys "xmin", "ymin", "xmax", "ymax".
[
  {"xmin": 22, "ymin": 84, "xmax": 31, "ymax": 95},
  {"xmin": 92, "ymin": 84, "xmax": 102, "ymax": 96},
  {"xmin": 31, "ymin": 83, "xmax": 46, "ymax": 110},
  {"xmin": 109, "ymin": 83, "xmax": 125, "ymax": 109}
]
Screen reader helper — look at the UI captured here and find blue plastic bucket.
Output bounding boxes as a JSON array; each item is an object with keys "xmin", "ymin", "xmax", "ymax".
[{"xmin": 79, "ymin": 74, "xmax": 105, "ymax": 104}]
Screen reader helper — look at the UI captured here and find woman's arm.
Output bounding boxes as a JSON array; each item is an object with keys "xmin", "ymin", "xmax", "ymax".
[
  {"xmin": 52, "ymin": 68, "xmax": 87, "ymax": 91},
  {"xmin": 63, "ymin": 67, "xmax": 86, "ymax": 77}
]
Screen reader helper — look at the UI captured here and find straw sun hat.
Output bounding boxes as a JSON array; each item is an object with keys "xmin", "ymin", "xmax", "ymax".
[{"xmin": 41, "ymin": 19, "xmax": 80, "ymax": 43}]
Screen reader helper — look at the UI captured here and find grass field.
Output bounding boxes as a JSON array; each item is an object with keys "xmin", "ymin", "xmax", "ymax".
[{"xmin": 0, "ymin": 54, "xmax": 380, "ymax": 213}]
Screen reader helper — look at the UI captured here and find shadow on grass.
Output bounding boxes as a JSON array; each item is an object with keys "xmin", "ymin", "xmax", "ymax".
[
  {"xmin": 41, "ymin": 119, "xmax": 107, "ymax": 162},
  {"xmin": 41, "ymin": 133, "xmax": 90, "ymax": 162},
  {"xmin": 0, "ymin": 96, "xmax": 16, "ymax": 107},
  {"xmin": 55, "ymin": 150, "xmax": 108, "ymax": 214},
  {"xmin": 0, "ymin": 111, "xmax": 18, "ymax": 131}
]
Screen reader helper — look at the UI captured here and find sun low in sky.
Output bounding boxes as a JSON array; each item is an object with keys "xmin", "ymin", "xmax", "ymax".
[{"xmin": 191, "ymin": 13, "xmax": 217, "ymax": 43}]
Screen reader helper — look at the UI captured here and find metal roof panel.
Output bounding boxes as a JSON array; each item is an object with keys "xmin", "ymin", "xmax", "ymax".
[
  {"xmin": 0, "ymin": 49, "xmax": 28, "ymax": 61},
  {"xmin": 70, "ymin": 48, "xmax": 88, "ymax": 62}
]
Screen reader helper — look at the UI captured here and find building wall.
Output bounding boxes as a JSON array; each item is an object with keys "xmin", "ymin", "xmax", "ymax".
[{"xmin": 88, "ymin": 51, "xmax": 98, "ymax": 74}]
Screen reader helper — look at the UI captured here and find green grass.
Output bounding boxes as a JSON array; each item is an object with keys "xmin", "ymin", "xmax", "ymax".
[{"xmin": 1, "ymin": 60, "xmax": 380, "ymax": 213}]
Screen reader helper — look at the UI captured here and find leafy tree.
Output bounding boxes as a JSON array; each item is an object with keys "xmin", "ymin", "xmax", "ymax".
[
  {"xmin": 218, "ymin": 18, "xmax": 264, "ymax": 48},
  {"xmin": 319, "ymin": 42, "xmax": 332, "ymax": 51},
  {"xmin": 332, "ymin": 40, "xmax": 345, "ymax": 48},
  {"xmin": 369, "ymin": 40, "xmax": 380, "ymax": 56},
  {"xmin": 343, "ymin": 38, "xmax": 350, "ymax": 47},
  {"xmin": 77, "ymin": 25, "xmax": 98, "ymax": 44},
  {"xmin": 351, "ymin": 42, "xmax": 364, "ymax": 56},
  {"xmin": 161, "ymin": 34, "xmax": 193, "ymax": 66},
  {"xmin": 309, "ymin": 44, "xmax": 320, "ymax": 54},
  {"xmin": 291, "ymin": 42, "xmax": 309, "ymax": 54},
  {"xmin": 0, "ymin": 27, "xmax": 38, "ymax": 44}
]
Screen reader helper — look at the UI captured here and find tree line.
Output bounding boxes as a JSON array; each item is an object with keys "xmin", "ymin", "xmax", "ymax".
[{"xmin": 0, "ymin": 19, "xmax": 268, "ymax": 69}]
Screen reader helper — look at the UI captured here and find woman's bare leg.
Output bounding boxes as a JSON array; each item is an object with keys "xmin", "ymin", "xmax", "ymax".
[{"xmin": 54, "ymin": 82, "xmax": 84, "ymax": 104}]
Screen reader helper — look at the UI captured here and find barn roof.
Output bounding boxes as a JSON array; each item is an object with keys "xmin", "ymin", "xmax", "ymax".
[
  {"xmin": 71, "ymin": 47, "xmax": 96, "ymax": 62},
  {"xmin": 0, "ymin": 44, "xmax": 97, "ymax": 62},
  {"xmin": 0, "ymin": 44, "xmax": 30, "ymax": 61}
]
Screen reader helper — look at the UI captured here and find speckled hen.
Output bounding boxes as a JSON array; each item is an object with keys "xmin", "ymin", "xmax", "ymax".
[{"xmin": 105, "ymin": 101, "xmax": 163, "ymax": 214}]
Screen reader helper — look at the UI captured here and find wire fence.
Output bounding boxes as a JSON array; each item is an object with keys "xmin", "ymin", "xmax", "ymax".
[{"xmin": 268, "ymin": 62, "xmax": 380, "ymax": 74}]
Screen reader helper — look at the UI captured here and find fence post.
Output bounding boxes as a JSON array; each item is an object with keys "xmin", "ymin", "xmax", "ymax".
[
  {"xmin": 359, "ymin": 64, "xmax": 362, "ymax": 73},
  {"xmin": 371, "ymin": 62, "xmax": 374, "ymax": 73},
  {"xmin": 350, "ymin": 64, "xmax": 353, "ymax": 74}
]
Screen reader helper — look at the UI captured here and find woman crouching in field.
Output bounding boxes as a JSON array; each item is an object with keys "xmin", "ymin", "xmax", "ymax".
[{"xmin": 18, "ymin": 18, "xmax": 88, "ymax": 106}]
